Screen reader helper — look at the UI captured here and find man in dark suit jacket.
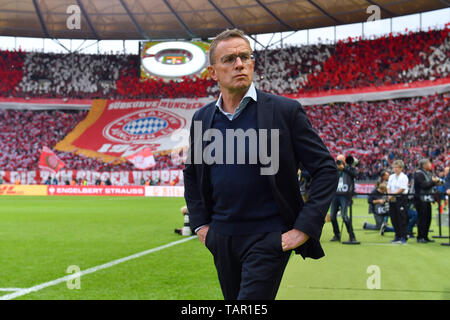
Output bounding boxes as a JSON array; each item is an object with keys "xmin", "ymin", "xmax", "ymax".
[{"xmin": 183, "ymin": 29, "xmax": 338, "ymax": 300}]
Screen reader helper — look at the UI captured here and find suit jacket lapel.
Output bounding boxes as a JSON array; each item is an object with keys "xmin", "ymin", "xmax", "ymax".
[
  {"xmin": 199, "ymin": 101, "xmax": 216, "ymax": 207},
  {"xmin": 201, "ymin": 101, "xmax": 217, "ymax": 151},
  {"xmin": 256, "ymin": 91, "xmax": 296, "ymax": 225},
  {"xmin": 256, "ymin": 90, "xmax": 274, "ymax": 159},
  {"xmin": 256, "ymin": 90, "xmax": 274, "ymax": 132}
]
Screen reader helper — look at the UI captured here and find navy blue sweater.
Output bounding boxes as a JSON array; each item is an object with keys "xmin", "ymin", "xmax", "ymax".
[{"xmin": 207, "ymin": 101, "xmax": 286, "ymax": 235}]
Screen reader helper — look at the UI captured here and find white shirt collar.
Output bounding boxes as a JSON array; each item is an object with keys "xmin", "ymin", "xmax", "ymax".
[{"xmin": 215, "ymin": 83, "xmax": 257, "ymax": 120}]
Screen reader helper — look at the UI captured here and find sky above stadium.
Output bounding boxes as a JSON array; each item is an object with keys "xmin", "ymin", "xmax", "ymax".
[{"xmin": 0, "ymin": 7, "xmax": 448, "ymax": 54}]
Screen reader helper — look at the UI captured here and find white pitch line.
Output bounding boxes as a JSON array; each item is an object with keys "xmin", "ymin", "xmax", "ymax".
[
  {"xmin": 0, "ymin": 236, "xmax": 196, "ymax": 300},
  {"xmin": 0, "ymin": 288, "xmax": 25, "ymax": 292}
]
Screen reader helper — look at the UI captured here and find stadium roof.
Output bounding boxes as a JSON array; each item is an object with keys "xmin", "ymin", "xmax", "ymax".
[{"xmin": 0, "ymin": 0, "xmax": 447, "ymax": 40}]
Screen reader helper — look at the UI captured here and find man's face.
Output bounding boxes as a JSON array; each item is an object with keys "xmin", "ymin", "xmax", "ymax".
[
  {"xmin": 393, "ymin": 165, "xmax": 402, "ymax": 175},
  {"xmin": 336, "ymin": 155, "xmax": 345, "ymax": 171},
  {"xmin": 208, "ymin": 37, "xmax": 254, "ymax": 94},
  {"xmin": 423, "ymin": 161, "xmax": 432, "ymax": 171}
]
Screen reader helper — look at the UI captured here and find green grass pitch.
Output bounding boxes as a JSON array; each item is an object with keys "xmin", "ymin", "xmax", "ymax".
[{"xmin": 0, "ymin": 196, "xmax": 448, "ymax": 300}]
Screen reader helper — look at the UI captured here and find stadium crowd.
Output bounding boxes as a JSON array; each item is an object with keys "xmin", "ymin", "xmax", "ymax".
[
  {"xmin": 0, "ymin": 109, "xmax": 185, "ymax": 172},
  {"xmin": 0, "ymin": 109, "xmax": 87, "ymax": 171},
  {"xmin": 0, "ymin": 26, "xmax": 448, "ymax": 99},
  {"xmin": 306, "ymin": 94, "xmax": 449, "ymax": 180},
  {"xmin": 303, "ymin": 27, "xmax": 450, "ymax": 92},
  {"xmin": 0, "ymin": 26, "xmax": 448, "ymax": 180},
  {"xmin": 0, "ymin": 49, "xmax": 24, "ymax": 97},
  {"xmin": 16, "ymin": 52, "xmax": 137, "ymax": 99},
  {"xmin": 0, "ymin": 93, "xmax": 447, "ymax": 179}
]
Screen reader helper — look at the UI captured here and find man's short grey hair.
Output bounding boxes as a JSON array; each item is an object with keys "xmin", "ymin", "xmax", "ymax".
[
  {"xmin": 418, "ymin": 158, "xmax": 430, "ymax": 169},
  {"xmin": 392, "ymin": 159, "xmax": 404, "ymax": 168},
  {"xmin": 209, "ymin": 28, "xmax": 251, "ymax": 65}
]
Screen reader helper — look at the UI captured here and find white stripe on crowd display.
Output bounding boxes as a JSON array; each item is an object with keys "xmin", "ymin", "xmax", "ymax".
[{"xmin": 0, "ymin": 236, "xmax": 196, "ymax": 300}]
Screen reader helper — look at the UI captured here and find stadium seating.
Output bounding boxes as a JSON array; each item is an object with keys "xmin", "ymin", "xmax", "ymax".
[
  {"xmin": 0, "ymin": 49, "xmax": 24, "ymax": 97},
  {"xmin": 0, "ymin": 27, "xmax": 448, "ymax": 180},
  {"xmin": 15, "ymin": 52, "xmax": 137, "ymax": 99},
  {"xmin": 303, "ymin": 27, "xmax": 450, "ymax": 93},
  {"xmin": 1, "ymin": 26, "xmax": 448, "ymax": 99},
  {"xmin": 0, "ymin": 109, "xmax": 87, "ymax": 171},
  {"xmin": 304, "ymin": 93, "xmax": 448, "ymax": 179},
  {"xmin": 0, "ymin": 108, "xmax": 185, "ymax": 172},
  {"xmin": 0, "ymin": 94, "xmax": 447, "ymax": 179}
]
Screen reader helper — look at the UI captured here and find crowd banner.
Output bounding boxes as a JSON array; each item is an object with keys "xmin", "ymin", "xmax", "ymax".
[
  {"xmin": 0, "ymin": 169, "xmax": 184, "ymax": 186},
  {"xmin": 0, "ymin": 97, "xmax": 92, "ymax": 110},
  {"xmin": 54, "ymin": 98, "xmax": 210, "ymax": 162},
  {"xmin": 1, "ymin": 79, "xmax": 448, "ymax": 111},
  {"xmin": 290, "ymin": 78, "xmax": 450, "ymax": 106},
  {"xmin": 39, "ymin": 146, "xmax": 65, "ymax": 173},
  {"xmin": 0, "ymin": 170, "xmax": 376, "ymax": 195}
]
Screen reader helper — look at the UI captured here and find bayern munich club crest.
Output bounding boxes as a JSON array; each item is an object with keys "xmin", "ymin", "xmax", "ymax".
[{"xmin": 103, "ymin": 109, "xmax": 185, "ymax": 144}]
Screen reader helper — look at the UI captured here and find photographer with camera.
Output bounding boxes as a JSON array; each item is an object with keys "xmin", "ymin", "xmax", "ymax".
[
  {"xmin": 329, "ymin": 154, "xmax": 359, "ymax": 244},
  {"xmin": 363, "ymin": 182, "xmax": 395, "ymax": 234},
  {"xmin": 413, "ymin": 158, "xmax": 444, "ymax": 243},
  {"xmin": 376, "ymin": 170, "xmax": 389, "ymax": 188}
]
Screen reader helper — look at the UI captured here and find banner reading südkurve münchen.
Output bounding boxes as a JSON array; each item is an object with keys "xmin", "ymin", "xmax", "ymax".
[{"xmin": 55, "ymin": 98, "xmax": 210, "ymax": 162}]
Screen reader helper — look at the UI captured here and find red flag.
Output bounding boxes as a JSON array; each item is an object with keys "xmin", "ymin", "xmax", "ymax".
[
  {"xmin": 39, "ymin": 146, "xmax": 65, "ymax": 173},
  {"xmin": 125, "ymin": 147, "xmax": 156, "ymax": 170}
]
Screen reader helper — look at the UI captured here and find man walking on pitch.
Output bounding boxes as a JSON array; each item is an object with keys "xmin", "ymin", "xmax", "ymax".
[{"xmin": 183, "ymin": 29, "xmax": 338, "ymax": 300}]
